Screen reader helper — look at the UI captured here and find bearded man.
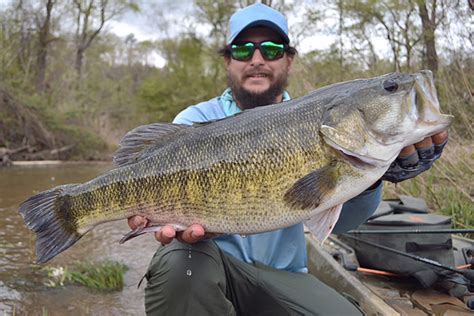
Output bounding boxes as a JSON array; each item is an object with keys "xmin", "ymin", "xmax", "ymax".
[{"xmin": 129, "ymin": 3, "xmax": 448, "ymax": 315}]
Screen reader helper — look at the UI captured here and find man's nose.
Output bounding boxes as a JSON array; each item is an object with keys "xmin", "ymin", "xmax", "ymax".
[{"xmin": 250, "ymin": 48, "xmax": 265, "ymax": 65}]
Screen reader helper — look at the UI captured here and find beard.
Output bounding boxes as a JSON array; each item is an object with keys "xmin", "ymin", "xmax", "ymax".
[{"xmin": 227, "ymin": 68, "xmax": 289, "ymax": 110}]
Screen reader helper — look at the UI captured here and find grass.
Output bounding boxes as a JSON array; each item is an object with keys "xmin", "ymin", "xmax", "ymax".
[
  {"xmin": 43, "ymin": 260, "xmax": 128, "ymax": 291},
  {"xmin": 69, "ymin": 261, "xmax": 128, "ymax": 291},
  {"xmin": 383, "ymin": 138, "xmax": 474, "ymax": 237}
]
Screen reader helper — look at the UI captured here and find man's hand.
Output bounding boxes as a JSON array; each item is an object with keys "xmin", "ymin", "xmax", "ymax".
[
  {"xmin": 127, "ymin": 216, "xmax": 208, "ymax": 245},
  {"xmin": 382, "ymin": 131, "xmax": 449, "ymax": 183}
]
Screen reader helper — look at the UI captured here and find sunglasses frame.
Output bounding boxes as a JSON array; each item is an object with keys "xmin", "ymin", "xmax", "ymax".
[{"xmin": 228, "ymin": 41, "xmax": 288, "ymax": 61}]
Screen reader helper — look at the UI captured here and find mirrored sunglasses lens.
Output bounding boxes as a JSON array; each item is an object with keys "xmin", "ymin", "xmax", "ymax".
[
  {"xmin": 261, "ymin": 42, "xmax": 285, "ymax": 60},
  {"xmin": 231, "ymin": 43, "xmax": 254, "ymax": 60}
]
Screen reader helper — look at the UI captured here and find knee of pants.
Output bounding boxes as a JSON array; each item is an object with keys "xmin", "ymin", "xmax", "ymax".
[{"xmin": 145, "ymin": 241, "xmax": 227, "ymax": 296}]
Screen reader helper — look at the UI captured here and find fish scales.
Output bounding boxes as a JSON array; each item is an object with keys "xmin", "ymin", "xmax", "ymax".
[
  {"xmin": 19, "ymin": 71, "xmax": 453, "ymax": 263},
  {"xmin": 71, "ymin": 101, "xmax": 332, "ymax": 233}
]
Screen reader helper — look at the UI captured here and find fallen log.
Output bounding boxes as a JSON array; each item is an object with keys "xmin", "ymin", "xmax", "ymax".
[
  {"xmin": 0, "ymin": 146, "xmax": 29, "ymax": 167},
  {"xmin": 0, "ymin": 144, "xmax": 75, "ymax": 166},
  {"xmin": 22, "ymin": 144, "xmax": 75, "ymax": 160}
]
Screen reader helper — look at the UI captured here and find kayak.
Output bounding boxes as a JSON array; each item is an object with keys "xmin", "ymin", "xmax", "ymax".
[{"xmin": 307, "ymin": 196, "xmax": 474, "ymax": 315}]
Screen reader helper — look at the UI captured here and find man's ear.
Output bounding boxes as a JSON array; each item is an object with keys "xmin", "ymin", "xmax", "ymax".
[
  {"xmin": 286, "ymin": 54, "xmax": 294, "ymax": 73},
  {"xmin": 224, "ymin": 56, "xmax": 231, "ymax": 68}
]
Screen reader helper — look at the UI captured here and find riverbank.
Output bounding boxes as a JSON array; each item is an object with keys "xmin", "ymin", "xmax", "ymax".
[
  {"xmin": 10, "ymin": 160, "xmax": 112, "ymax": 166},
  {"xmin": 0, "ymin": 87, "xmax": 116, "ymax": 166}
]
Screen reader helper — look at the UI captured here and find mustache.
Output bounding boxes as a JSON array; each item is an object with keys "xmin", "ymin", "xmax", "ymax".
[{"xmin": 244, "ymin": 68, "xmax": 273, "ymax": 78}]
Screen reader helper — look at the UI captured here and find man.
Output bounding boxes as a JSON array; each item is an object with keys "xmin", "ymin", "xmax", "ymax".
[{"xmin": 129, "ymin": 3, "xmax": 448, "ymax": 315}]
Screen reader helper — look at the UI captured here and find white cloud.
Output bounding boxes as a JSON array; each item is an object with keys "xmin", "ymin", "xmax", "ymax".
[
  {"xmin": 108, "ymin": 20, "xmax": 166, "ymax": 67},
  {"xmin": 108, "ymin": 20, "xmax": 160, "ymax": 42}
]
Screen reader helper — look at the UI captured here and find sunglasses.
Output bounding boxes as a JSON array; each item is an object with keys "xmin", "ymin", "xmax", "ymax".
[{"xmin": 229, "ymin": 41, "xmax": 288, "ymax": 61}]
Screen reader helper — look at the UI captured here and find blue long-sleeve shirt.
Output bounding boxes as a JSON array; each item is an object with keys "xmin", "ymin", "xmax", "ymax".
[{"xmin": 173, "ymin": 91, "xmax": 382, "ymax": 272}]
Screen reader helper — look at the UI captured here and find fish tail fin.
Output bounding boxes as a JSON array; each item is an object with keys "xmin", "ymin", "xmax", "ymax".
[{"xmin": 19, "ymin": 184, "xmax": 82, "ymax": 263}]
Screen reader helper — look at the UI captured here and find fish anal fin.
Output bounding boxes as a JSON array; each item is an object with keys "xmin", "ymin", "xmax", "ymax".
[
  {"xmin": 305, "ymin": 204, "xmax": 343, "ymax": 242},
  {"xmin": 113, "ymin": 123, "xmax": 191, "ymax": 167},
  {"xmin": 119, "ymin": 223, "xmax": 188, "ymax": 244},
  {"xmin": 120, "ymin": 226, "xmax": 162, "ymax": 244},
  {"xmin": 284, "ymin": 162, "xmax": 339, "ymax": 210}
]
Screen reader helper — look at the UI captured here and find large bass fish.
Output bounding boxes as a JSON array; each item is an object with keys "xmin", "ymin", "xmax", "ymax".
[{"xmin": 20, "ymin": 70, "xmax": 452, "ymax": 263}]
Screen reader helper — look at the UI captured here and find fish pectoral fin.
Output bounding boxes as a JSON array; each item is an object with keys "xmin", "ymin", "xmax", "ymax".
[
  {"xmin": 283, "ymin": 162, "xmax": 338, "ymax": 210},
  {"xmin": 119, "ymin": 226, "xmax": 163, "ymax": 244},
  {"xmin": 304, "ymin": 204, "xmax": 343, "ymax": 242},
  {"xmin": 114, "ymin": 123, "xmax": 192, "ymax": 167}
]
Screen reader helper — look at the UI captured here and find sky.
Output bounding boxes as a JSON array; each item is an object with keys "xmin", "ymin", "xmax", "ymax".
[
  {"xmin": 0, "ymin": 0, "xmax": 392, "ymax": 67},
  {"xmin": 3, "ymin": 0, "xmax": 442, "ymax": 68},
  {"xmin": 107, "ymin": 1, "xmax": 344, "ymax": 68},
  {"xmin": 106, "ymin": 1, "xmax": 472, "ymax": 69},
  {"xmin": 107, "ymin": 1, "xmax": 201, "ymax": 67}
]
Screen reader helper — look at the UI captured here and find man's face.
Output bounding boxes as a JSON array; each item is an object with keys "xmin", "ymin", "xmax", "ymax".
[{"xmin": 225, "ymin": 27, "xmax": 294, "ymax": 109}]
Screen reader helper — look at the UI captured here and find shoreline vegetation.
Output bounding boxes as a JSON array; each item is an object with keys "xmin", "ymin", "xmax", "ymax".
[
  {"xmin": 10, "ymin": 160, "xmax": 112, "ymax": 165},
  {"xmin": 43, "ymin": 260, "xmax": 129, "ymax": 291},
  {"xmin": 0, "ymin": 2, "xmax": 472, "ymax": 227}
]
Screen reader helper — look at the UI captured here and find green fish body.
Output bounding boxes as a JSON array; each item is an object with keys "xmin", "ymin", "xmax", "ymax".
[{"xmin": 19, "ymin": 71, "xmax": 453, "ymax": 263}]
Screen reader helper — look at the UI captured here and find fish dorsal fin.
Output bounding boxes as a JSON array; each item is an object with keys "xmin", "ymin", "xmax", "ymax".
[
  {"xmin": 283, "ymin": 162, "xmax": 338, "ymax": 210},
  {"xmin": 113, "ymin": 123, "xmax": 191, "ymax": 167},
  {"xmin": 191, "ymin": 111, "xmax": 246, "ymax": 126}
]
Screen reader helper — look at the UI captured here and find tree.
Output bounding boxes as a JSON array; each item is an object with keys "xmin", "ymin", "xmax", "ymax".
[
  {"xmin": 195, "ymin": 0, "xmax": 236, "ymax": 47},
  {"xmin": 138, "ymin": 36, "xmax": 227, "ymax": 122},
  {"xmin": 342, "ymin": 0, "xmax": 451, "ymax": 75},
  {"xmin": 72, "ymin": 0, "xmax": 138, "ymax": 79},
  {"xmin": 416, "ymin": 0, "xmax": 440, "ymax": 76},
  {"xmin": 344, "ymin": 0, "xmax": 422, "ymax": 72},
  {"xmin": 35, "ymin": 0, "xmax": 56, "ymax": 92}
]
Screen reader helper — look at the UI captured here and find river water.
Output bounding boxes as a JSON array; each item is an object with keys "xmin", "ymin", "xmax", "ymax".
[{"xmin": 0, "ymin": 162, "xmax": 159, "ymax": 315}]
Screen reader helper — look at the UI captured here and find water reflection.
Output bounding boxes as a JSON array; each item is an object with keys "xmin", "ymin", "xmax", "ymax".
[{"xmin": 0, "ymin": 163, "xmax": 158, "ymax": 315}]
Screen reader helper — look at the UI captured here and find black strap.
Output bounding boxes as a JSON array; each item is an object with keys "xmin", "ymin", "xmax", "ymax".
[{"xmin": 405, "ymin": 239, "xmax": 452, "ymax": 253}]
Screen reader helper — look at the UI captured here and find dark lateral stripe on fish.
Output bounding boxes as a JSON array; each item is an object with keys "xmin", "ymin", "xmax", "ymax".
[{"xmin": 19, "ymin": 185, "xmax": 82, "ymax": 263}]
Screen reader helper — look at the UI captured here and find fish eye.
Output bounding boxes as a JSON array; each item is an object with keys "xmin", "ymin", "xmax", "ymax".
[{"xmin": 383, "ymin": 80, "xmax": 399, "ymax": 92}]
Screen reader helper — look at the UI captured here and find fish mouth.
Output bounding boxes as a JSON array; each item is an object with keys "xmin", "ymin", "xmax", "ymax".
[
  {"xmin": 408, "ymin": 72, "xmax": 454, "ymax": 142},
  {"xmin": 336, "ymin": 148, "xmax": 381, "ymax": 170}
]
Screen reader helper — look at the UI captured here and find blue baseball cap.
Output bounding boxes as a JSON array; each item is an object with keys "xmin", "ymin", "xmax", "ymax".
[{"xmin": 227, "ymin": 3, "xmax": 289, "ymax": 45}]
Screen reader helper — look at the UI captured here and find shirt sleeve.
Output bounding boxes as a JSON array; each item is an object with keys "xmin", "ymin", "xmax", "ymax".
[
  {"xmin": 332, "ymin": 182, "xmax": 383, "ymax": 234},
  {"xmin": 173, "ymin": 98, "xmax": 224, "ymax": 125},
  {"xmin": 173, "ymin": 106, "xmax": 208, "ymax": 125}
]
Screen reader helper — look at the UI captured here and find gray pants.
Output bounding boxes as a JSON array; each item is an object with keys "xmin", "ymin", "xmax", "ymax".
[{"xmin": 144, "ymin": 240, "xmax": 363, "ymax": 316}]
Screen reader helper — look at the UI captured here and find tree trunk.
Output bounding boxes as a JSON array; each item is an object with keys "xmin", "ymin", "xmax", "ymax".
[
  {"xmin": 337, "ymin": 0, "xmax": 344, "ymax": 73},
  {"xmin": 75, "ymin": 47, "xmax": 84, "ymax": 79},
  {"xmin": 73, "ymin": 0, "xmax": 107, "ymax": 79},
  {"xmin": 36, "ymin": 0, "xmax": 54, "ymax": 92},
  {"xmin": 417, "ymin": 0, "xmax": 438, "ymax": 76}
]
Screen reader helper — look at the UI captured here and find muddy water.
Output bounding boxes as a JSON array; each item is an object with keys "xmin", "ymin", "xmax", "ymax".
[{"xmin": 0, "ymin": 163, "xmax": 159, "ymax": 315}]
